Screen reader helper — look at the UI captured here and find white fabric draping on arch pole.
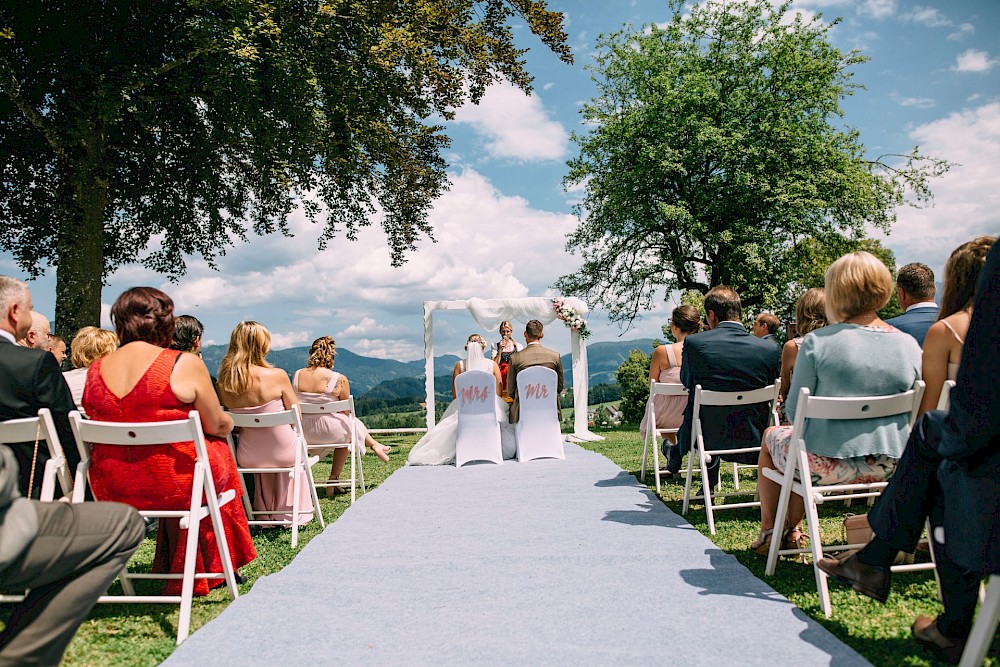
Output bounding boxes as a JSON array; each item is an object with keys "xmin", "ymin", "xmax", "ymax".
[{"xmin": 422, "ymin": 297, "xmax": 603, "ymax": 442}]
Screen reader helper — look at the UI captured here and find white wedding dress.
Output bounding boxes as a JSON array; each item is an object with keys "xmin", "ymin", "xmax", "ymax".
[{"xmin": 407, "ymin": 344, "xmax": 516, "ymax": 465}]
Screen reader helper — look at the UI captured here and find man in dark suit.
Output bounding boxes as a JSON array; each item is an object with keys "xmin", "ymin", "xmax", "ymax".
[
  {"xmin": 506, "ymin": 319, "xmax": 564, "ymax": 424},
  {"xmin": 0, "ymin": 276, "xmax": 78, "ymax": 498},
  {"xmin": 886, "ymin": 263, "xmax": 939, "ymax": 345},
  {"xmin": 818, "ymin": 242, "xmax": 999, "ymax": 663},
  {"xmin": 664, "ymin": 286, "xmax": 781, "ymax": 489}
]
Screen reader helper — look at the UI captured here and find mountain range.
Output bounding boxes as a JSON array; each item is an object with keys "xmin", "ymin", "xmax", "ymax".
[{"xmin": 201, "ymin": 338, "xmax": 657, "ymax": 398}]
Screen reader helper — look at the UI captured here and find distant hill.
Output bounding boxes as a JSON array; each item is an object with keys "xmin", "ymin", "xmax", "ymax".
[{"xmin": 202, "ymin": 338, "xmax": 657, "ymax": 398}]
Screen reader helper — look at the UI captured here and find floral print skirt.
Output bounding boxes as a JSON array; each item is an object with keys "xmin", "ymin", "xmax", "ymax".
[{"xmin": 764, "ymin": 426, "xmax": 898, "ymax": 485}]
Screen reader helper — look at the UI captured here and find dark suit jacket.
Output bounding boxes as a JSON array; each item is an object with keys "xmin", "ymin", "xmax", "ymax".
[
  {"xmin": 761, "ymin": 334, "xmax": 779, "ymax": 347},
  {"xmin": 0, "ymin": 337, "xmax": 78, "ymax": 498},
  {"xmin": 938, "ymin": 242, "xmax": 999, "ymax": 574},
  {"xmin": 506, "ymin": 342, "xmax": 564, "ymax": 424},
  {"xmin": 886, "ymin": 305, "xmax": 939, "ymax": 346},
  {"xmin": 678, "ymin": 321, "xmax": 781, "ymax": 464}
]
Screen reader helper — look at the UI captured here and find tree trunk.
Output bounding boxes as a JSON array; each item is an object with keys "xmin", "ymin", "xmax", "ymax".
[{"xmin": 54, "ymin": 139, "xmax": 108, "ymax": 341}]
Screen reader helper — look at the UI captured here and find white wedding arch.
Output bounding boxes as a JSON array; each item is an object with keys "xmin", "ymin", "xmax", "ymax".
[{"xmin": 422, "ymin": 296, "xmax": 603, "ymax": 442}]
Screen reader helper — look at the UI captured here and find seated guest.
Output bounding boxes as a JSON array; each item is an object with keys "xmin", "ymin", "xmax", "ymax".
[
  {"xmin": 506, "ymin": 319, "xmax": 565, "ymax": 424},
  {"xmin": 639, "ymin": 305, "xmax": 700, "ymax": 446},
  {"xmin": 777, "ymin": 288, "xmax": 827, "ymax": 420},
  {"xmin": 170, "ymin": 314, "xmax": 205, "ymax": 355},
  {"xmin": 886, "ymin": 262, "xmax": 939, "ymax": 345},
  {"xmin": 17, "ymin": 311, "xmax": 50, "ymax": 350},
  {"xmin": 664, "ymin": 286, "xmax": 781, "ymax": 488},
  {"xmin": 0, "ymin": 276, "xmax": 77, "ymax": 498},
  {"xmin": 216, "ymin": 321, "xmax": 313, "ymax": 525},
  {"xmin": 752, "ymin": 312, "xmax": 780, "ymax": 346},
  {"xmin": 64, "ymin": 326, "xmax": 119, "ymax": 414},
  {"xmin": 82, "ymin": 287, "xmax": 256, "ymax": 596},
  {"xmin": 818, "ymin": 240, "xmax": 999, "ymax": 663},
  {"xmin": 293, "ymin": 336, "xmax": 390, "ymax": 493},
  {"xmin": 919, "ymin": 236, "xmax": 995, "ymax": 414},
  {"xmin": 751, "ymin": 252, "xmax": 922, "ymax": 554},
  {"xmin": 49, "ymin": 335, "xmax": 67, "ymax": 365},
  {"xmin": 0, "ymin": 447, "xmax": 144, "ymax": 665}
]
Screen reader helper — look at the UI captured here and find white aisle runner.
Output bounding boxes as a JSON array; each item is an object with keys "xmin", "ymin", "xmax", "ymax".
[{"xmin": 164, "ymin": 443, "xmax": 869, "ymax": 666}]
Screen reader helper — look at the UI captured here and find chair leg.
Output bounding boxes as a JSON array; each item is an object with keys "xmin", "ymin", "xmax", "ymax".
[
  {"xmin": 349, "ymin": 444, "xmax": 357, "ymax": 504},
  {"xmin": 358, "ymin": 447, "xmax": 366, "ymax": 494},
  {"xmin": 925, "ymin": 519, "xmax": 942, "ymax": 602},
  {"xmin": 733, "ymin": 461, "xmax": 741, "ymax": 491},
  {"xmin": 307, "ymin": 461, "xmax": 325, "ymax": 529},
  {"xmin": 118, "ymin": 565, "xmax": 135, "ymax": 596},
  {"xmin": 700, "ymin": 451, "xmax": 716, "ymax": 535},
  {"xmin": 959, "ymin": 575, "xmax": 1000, "ymax": 667},
  {"xmin": 652, "ymin": 432, "xmax": 662, "ymax": 495},
  {"xmin": 201, "ymin": 469, "xmax": 240, "ymax": 602},
  {"xmin": 803, "ymin": 494, "xmax": 832, "ymax": 618},
  {"xmin": 682, "ymin": 445, "xmax": 696, "ymax": 516},
  {"xmin": 765, "ymin": 470, "xmax": 794, "ymax": 577},
  {"xmin": 641, "ymin": 428, "xmax": 650, "ymax": 483},
  {"xmin": 177, "ymin": 468, "xmax": 206, "ymax": 645},
  {"xmin": 290, "ymin": 468, "xmax": 300, "ymax": 549}
]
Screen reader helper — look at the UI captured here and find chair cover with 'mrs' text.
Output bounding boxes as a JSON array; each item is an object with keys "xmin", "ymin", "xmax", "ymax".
[
  {"xmin": 454, "ymin": 370, "xmax": 503, "ymax": 467},
  {"xmin": 514, "ymin": 366, "xmax": 564, "ymax": 462}
]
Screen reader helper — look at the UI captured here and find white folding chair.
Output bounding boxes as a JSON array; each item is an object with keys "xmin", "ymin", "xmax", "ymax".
[
  {"xmin": 454, "ymin": 370, "xmax": 503, "ymax": 467},
  {"xmin": 227, "ymin": 405, "xmax": 324, "ymax": 548},
  {"xmin": 682, "ymin": 382, "xmax": 780, "ymax": 534},
  {"xmin": 0, "ymin": 408, "xmax": 73, "ymax": 501},
  {"xmin": 959, "ymin": 574, "xmax": 1000, "ymax": 667},
  {"xmin": 762, "ymin": 382, "xmax": 929, "ymax": 618},
  {"xmin": 70, "ymin": 410, "xmax": 241, "ymax": 645},
  {"xmin": 937, "ymin": 379, "xmax": 957, "ymax": 411},
  {"xmin": 298, "ymin": 396, "xmax": 366, "ymax": 503},
  {"xmin": 514, "ymin": 366, "xmax": 565, "ymax": 462},
  {"xmin": 640, "ymin": 381, "xmax": 688, "ymax": 494}
]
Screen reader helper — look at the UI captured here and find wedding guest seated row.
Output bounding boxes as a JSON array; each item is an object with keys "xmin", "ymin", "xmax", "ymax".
[
  {"xmin": 752, "ymin": 312, "xmax": 780, "ymax": 346},
  {"xmin": 49, "ymin": 334, "xmax": 67, "ymax": 365},
  {"xmin": 0, "ymin": 275, "xmax": 77, "ymax": 498},
  {"xmin": 918, "ymin": 235, "xmax": 994, "ymax": 414},
  {"xmin": 886, "ymin": 262, "xmax": 938, "ymax": 345},
  {"xmin": 64, "ymin": 326, "xmax": 119, "ymax": 415},
  {"xmin": 216, "ymin": 321, "xmax": 313, "ymax": 525},
  {"xmin": 82, "ymin": 287, "xmax": 256, "ymax": 595},
  {"xmin": 17, "ymin": 310, "xmax": 50, "ymax": 351},
  {"xmin": 294, "ymin": 335, "xmax": 390, "ymax": 495},
  {"xmin": 639, "ymin": 305, "xmax": 700, "ymax": 449},
  {"xmin": 751, "ymin": 251, "xmax": 922, "ymax": 555}
]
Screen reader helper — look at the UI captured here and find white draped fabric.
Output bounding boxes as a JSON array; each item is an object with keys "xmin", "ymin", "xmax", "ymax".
[{"xmin": 422, "ymin": 296, "xmax": 602, "ymax": 442}]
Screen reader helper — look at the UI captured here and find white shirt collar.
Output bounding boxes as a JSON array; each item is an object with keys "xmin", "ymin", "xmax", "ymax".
[
  {"xmin": 0, "ymin": 329, "xmax": 18, "ymax": 345},
  {"xmin": 905, "ymin": 302, "xmax": 938, "ymax": 312},
  {"xmin": 526, "ymin": 341, "xmax": 541, "ymax": 347}
]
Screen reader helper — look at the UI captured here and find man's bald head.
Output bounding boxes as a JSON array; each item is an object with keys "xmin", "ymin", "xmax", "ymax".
[{"xmin": 24, "ymin": 311, "xmax": 51, "ymax": 350}]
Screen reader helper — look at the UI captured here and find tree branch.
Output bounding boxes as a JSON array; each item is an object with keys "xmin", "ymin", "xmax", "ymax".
[
  {"xmin": 122, "ymin": 46, "xmax": 214, "ymax": 96},
  {"xmin": 0, "ymin": 66, "xmax": 64, "ymax": 157}
]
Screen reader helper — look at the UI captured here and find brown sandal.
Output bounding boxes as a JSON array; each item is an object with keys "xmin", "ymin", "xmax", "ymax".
[{"xmin": 750, "ymin": 529, "xmax": 775, "ymax": 555}]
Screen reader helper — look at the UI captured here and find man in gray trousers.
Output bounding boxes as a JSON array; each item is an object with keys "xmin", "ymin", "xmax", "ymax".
[{"xmin": 0, "ymin": 437, "xmax": 144, "ymax": 666}]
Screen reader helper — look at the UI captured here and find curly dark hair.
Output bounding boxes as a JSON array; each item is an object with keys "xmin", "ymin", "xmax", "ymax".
[{"xmin": 111, "ymin": 287, "xmax": 175, "ymax": 347}]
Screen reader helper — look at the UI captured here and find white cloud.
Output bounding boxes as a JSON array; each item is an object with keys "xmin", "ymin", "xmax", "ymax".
[
  {"xmin": 900, "ymin": 5, "xmax": 950, "ymax": 28},
  {"xmin": 890, "ymin": 93, "xmax": 936, "ymax": 109},
  {"xmin": 947, "ymin": 23, "xmax": 974, "ymax": 41},
  {"xmin": 269, "ymin": 330, "xmax": 312, "ymax": 350},
  {"xmin": 871, "ymin": 102, "xmax": 1000, "ymax": 276},
  {"xmin": 452, "ymin": 82, "xmax": 568, "ymax": 162},
  {"xmin": 953, "ymin": 49, "xmax": 999, "ymax": 73},
  {"xmin": 859, "ymin": 0, "xmax": 896, "ymax": 20}
]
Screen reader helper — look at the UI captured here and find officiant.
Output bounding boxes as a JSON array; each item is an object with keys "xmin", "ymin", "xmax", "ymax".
[{"xmin": 493, "ymin": 320, "xmax": 523, "ymax": 397}]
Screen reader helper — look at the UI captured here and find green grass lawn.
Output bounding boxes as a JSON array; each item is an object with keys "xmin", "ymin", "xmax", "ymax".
[{"xmin": 4, "ymin": 429, "xmax": 994, "ymax": 666}]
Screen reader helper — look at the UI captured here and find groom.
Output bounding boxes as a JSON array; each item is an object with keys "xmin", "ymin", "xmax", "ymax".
[{"xmin": 506, "ymin": 319, "xmax": 564, "ymax": 423}]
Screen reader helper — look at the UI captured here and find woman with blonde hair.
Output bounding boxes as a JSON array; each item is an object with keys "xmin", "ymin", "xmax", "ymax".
[
  {"xmin": 777, "ymin": 288, "xmax": 828, "ymax": 415},
  {"xmin": 64, "ymin": 326, "xmax": 119, "ymax": 413},
  {"xmin": 919, "ymin": 235, "xmax": 995, "ymax": 414},
  {"xmin": 217, "ymin": 321, "xmax": 313, "ymax": 525},
  {"xmin": 751, "ymin": 252, "xmax": 922, "ymax": 555},
  {"xmin": 294, "ymin": 336, "xmax": 390, "ymax": 495},
  {"xmin": 494, "ymin": 320, "xmax": 523, "ymax": 392}
]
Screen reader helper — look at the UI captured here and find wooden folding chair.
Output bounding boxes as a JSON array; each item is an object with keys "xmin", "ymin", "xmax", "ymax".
[
  {"xmin": 682, "ymin": 382, "xmax": 780, "ymax": 534},
  {"xmin": 937, "ymin": 379, "xmax": 957, "ymax": 411},
  {"xmin": 762, "ymin": 382, "xmax": 933, "ymax": 618},
  {"xmin": 227, "ymin": 404, "xmax": 324, "ymax": 548},
  {"xmin": 640, "ymin": 380, "xmax": 687, "ymax": 494},
  {"xmin": 70, "ymin": 410, "xmax": 241, "ymax": 644},
  {"xmin": 298, "ymin": 397, "xmax": 366, "ymax": 503},
  {"xmin": 454, "ymin": 370, "xmax": 503, "ymax": 467}
]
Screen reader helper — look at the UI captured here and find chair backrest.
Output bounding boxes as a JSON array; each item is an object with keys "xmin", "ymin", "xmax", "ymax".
[
  {"xmin": 71, "ymin": 410, "xmax": 211, "ymax": 474},
  {"xmin": 297, "ymin": 397, "xmax": 354, "ymax": 416},
  {"xmin": 789, "ymin": 381, "xmax": 925, "ymax": 435},
  {"xmin": 228, "ymin": 405, "xmax": 303, "ymax": 432},
  {"xmin": 516, "ymin": 366, "xmax": 559, "ymax": 418},
  {"xmin": 650, "ymin": 380, "xmax": 688, "ymax": 398},
  {"xmin": 692, "ymin": 382, "xmax": 780, "ymax": 426},
  {"xmin": 455, "ymin": 371, "xmax": 497, "ymax": 418},
  {"xmin": 0, "ymin": 408, "xmax": 73, "ymax": 500},
  {"xmin": 937, "ymin": 379, "xmax": 957, "ymax": 412}
]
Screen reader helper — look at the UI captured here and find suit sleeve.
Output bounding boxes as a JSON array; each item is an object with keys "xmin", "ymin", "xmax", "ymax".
[
  {"xmin": 680, "ymin": 341, "xmax": 694, "ymax": 389},
  {"xmin": 506, "ymin": 354, "xmax": 517, "ymax": 397},
  {"xmin": 31, "ymin": 353, "xmax": 80, "ymax": 473}
]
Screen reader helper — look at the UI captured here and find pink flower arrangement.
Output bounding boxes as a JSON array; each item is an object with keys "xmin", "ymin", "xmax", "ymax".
[{"xmin": 552, "ymin": 297, "xmax": 592, "ymax": 339}]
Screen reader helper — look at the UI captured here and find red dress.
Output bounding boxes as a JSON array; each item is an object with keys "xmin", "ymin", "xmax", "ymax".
[{"xmin": 82, "ymin": 348, "xmax": 256, "ymax": 596}]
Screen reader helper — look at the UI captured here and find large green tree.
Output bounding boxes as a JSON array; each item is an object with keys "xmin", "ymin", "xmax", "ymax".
[
  {"xmin": 556, "ymin": 0, "xmax": 947, "ymax": 327},
  {"xmin": 0, "ymin": 0, "xmax": 571, "ymax": 337}
]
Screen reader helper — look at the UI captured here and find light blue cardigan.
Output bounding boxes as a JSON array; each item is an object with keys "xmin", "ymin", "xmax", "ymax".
[{"xmin": 785, "ymin": 323, "xmax": 922, "ymax": 459}]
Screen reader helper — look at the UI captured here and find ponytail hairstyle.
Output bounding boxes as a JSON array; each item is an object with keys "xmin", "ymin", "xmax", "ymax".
[{"xmin": 671, "ymin": 305, "xmax": 702, "ymax": 335}]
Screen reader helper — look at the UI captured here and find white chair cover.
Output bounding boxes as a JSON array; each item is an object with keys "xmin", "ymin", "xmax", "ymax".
[
  {"xmin": 514, "ymin": 366, "xmax": 564, "ymax": 462},
  {"xmin": 454, "ymin": 370, "xmax": 503, "ymax": 467}
]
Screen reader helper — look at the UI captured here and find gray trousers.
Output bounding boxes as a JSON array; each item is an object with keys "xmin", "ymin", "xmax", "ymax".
[{"xmin": 0, "ymin": 500, "xmax": 144, "ymax": 666}]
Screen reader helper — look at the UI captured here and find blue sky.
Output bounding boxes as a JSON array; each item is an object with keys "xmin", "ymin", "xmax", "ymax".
[{"xmin": 3, "ymin": 0, "xmax": 998, "ymax": 361}]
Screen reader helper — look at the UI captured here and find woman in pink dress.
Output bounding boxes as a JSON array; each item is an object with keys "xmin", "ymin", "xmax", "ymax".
[
  {"xmin": 639, "ymin": 305, "xmax": 701, "ymax": 442},
  {"xmin": 293, "ymin": 336, "xmax": 390, "ymax": 495},
  {"xmin": 216, "ymin": 321, "xmax": 313, "ymax": 526}
]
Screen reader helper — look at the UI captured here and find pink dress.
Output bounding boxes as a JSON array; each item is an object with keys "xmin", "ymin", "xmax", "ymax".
[
  {"xmin": 293, "ymin": 370, "xmax": 370, "ymax": 454},
  {"xmin": 229, "ymin": 398, "xmax": 313, "ymax": 526},
  {"xmin": 639, "ymin": 343, "xmax": 685, "ymax": 439}
]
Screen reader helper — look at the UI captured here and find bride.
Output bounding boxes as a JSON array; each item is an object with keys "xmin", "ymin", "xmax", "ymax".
[{"xmin": 408, "ymin": 333, "xmax": 516, "ymax": 465}]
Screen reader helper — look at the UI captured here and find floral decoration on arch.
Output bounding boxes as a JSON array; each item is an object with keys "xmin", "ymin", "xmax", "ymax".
[{"xmin": 552, "ymin": 297, "xmax": 592, "ymax": 339}]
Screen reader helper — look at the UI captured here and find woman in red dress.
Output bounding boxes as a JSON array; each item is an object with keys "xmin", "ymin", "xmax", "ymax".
[{"xmin": 82, "ymin": 287, "xmax": 256, "ymax": 595}]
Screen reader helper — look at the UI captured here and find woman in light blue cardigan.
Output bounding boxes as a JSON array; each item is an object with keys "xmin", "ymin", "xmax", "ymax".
[{"xmin": 751, "ymin": 252, "xmax": 922, "ymax": 555}]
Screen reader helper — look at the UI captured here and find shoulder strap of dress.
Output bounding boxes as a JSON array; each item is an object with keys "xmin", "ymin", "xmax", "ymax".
[
  {"xmin": 665, "ymin": 343, "xmax": 678, "ymax": 367},
  {"xmin": 326, "ymin": 371, "xmax": 341, "ymax": 393},
  {"xmin": 940, "ymin": 319, "xmax": 965, "ymax": 344},
  {"xmin": 291, "ymin": 369, "xmax": 300, "ymax": 391}
]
